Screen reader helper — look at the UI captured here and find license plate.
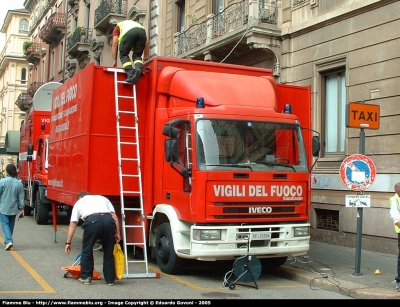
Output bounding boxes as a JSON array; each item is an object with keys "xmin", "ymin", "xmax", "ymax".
[{"xmin": 251, "ymin": 231, "xmax": 271, "ymax": 240}]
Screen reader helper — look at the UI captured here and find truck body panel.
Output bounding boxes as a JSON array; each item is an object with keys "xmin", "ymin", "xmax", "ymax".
[{"xmin": 23, "ymin": 57, "xmax": 317, "ymax": 274}]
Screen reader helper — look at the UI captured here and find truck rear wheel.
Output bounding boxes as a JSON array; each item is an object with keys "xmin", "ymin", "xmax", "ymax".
[
  {"xmin": 155, "ymin": 222, "xmax": 185, "ymax": 275},
  {"xmin": 34, "ymin": 192, "xmax": 49, "ymax": 225}
]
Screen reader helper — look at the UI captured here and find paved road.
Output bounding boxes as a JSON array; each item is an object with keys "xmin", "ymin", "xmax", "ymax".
[{"xmin": 0, "ymin": 212, "xmax": 353, "ymax": 301}]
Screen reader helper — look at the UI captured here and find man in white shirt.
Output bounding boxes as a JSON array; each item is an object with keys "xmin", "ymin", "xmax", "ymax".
[
  {"xmin": 64, "ymin": 191, "xmax": 121, "ymax": 286},
  {"xmin": 389, "ymin": 182, "xmax": 400, "ymax": 291}
]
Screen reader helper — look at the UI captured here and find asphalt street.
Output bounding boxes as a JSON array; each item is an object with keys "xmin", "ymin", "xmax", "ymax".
[{"xmin": 0, "ymin": 212, "xmax": 353, "ymax": 301}]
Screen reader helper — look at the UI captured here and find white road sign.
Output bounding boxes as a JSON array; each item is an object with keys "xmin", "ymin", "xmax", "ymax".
[{"xmin": 345, "ymin": 195, "xmax": 370, "ymax": 207}]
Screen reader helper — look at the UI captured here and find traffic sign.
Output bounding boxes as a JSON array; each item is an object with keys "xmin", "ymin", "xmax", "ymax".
[
  {"xmin": 339, "ymin": 154, "xmax": 376, "ymax": 191},
  {"xmin": 346, "ymin": 102, "xmax": 380, "ymax": 129},
  {"xmin": 345, "ymin": 195, "xmax": 371, "ymax": 207}
]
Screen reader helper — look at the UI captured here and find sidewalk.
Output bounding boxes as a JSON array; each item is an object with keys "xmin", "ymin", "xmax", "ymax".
[{"xmin": 267, "ymin": 241, "xmax": 400, "ymax": 299}]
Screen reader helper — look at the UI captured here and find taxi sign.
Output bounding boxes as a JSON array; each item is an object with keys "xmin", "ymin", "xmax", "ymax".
[
  {"xmin": 346, "ymin": 102, "xmax": 380, "ymax": 129},
  {"xmin": 339, "ymin": 154, "xmax": 376, "ymax": 191}
]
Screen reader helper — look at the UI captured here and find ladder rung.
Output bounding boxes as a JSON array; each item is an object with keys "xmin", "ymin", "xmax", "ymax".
[
  {"xmin": 119, "ymin": 128, "xmax": 137, "ymax": 132},
  {"xmin": 123, "ymin": 275, "xmax": 160, "ymax": 279},
  {"xmin": 119, "ymin": 143, "xmax": 137, "ymax": 147},
  {"xmin": 117, "ymin": 95, "xmax": 135, "ymax": 99},
  {"xmin": 121, "ymin": 158, "xmax": 138, "ymax": 161},
  {"xmin": 121, "ymin": 191, "xmax": 140, "ymax": 194},
  {"xmin": 118, "ymin": 110, "xmax": 136, "ymax": 115},
  {"xmin": 127, "ymin": 259, "xmax": 146, "ymax": 263}
]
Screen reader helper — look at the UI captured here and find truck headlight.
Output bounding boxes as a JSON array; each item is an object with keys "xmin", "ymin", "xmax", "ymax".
[
  {"xmin": 294, "ymin": 226, "xmax": 309, "ymax": 237},
  {"xmin": 193, "ymin": 229, "xmax": 221, "ymax": 240}
]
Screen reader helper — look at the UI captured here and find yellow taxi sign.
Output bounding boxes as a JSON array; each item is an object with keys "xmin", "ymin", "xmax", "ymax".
[{"xmin": 346, "ymin": 102, "xmax": 380, "ymax": 129}]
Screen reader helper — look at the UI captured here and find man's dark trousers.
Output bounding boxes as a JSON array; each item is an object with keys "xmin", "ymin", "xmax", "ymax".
[{"xmin": 80, "ymin": 214, "xmax": 116, "ymax": 283}]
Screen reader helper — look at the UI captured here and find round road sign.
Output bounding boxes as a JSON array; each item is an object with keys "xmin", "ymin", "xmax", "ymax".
[{"xmin": 339, "ymin": 154, "xmax": 376, "ymax": 191}]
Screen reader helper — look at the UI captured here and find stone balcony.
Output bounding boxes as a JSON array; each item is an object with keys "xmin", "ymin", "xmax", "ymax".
[{"xmin": 39, "ymin": 12, "xmax": 67, "ymax": 44}]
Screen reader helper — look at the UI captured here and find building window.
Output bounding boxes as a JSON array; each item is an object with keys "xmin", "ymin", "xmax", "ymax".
[
  {"xmin": 59, "ymin": 41, "xmax": 64, "ymax": 70},
  {"xmin": 176, "ymin": 0, "xmax": 185, "ymax": 33},
  {"xmin": 213, "ymin": 0, "xmax": 224, "ymax": 14},
  {"xmin": 321, "ymin": 70, "xmax": 346, "ymax": 156},
  {"xmin": 314, "ymin": 56, "xmax": 347, "ymax": 162},
  {"xmin": 19, "ymin": 19, "xmax": 29, "ymax": 34},
  {"xmin": 41, "ymin": 59, "xmax": 46, "ymax": 83},
  {"xmin": 316, "ymin": 208, "xmax": 339, "ymax": 231},
  {"xmin": 50, "ymin": 50, "xmax": 55, "ymax": 80},
  {"xmin": 21, "ymin": 68, "xmax": 27, "ymax": 85}
]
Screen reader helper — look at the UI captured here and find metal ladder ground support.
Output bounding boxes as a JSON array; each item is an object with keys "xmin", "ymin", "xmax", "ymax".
[{"xmin": 105, "ymin": 67, "xmax": 159, "ymax": 279}]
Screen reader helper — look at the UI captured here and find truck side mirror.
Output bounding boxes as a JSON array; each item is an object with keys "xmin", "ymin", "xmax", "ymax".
[
  {"xmin": 164, "ymin": 139, "xmax": 179, "ymax": 163},
  {"xmin": 27, "ymin": 144, "xmax": 34, "ymax": 162},
  {"xmin": 162, "ymin": 126, "xmax": 181, "ymax": 138},
  {"xmin": 312, "ymin": 136, "xmax": 320, "ymax": 157}
]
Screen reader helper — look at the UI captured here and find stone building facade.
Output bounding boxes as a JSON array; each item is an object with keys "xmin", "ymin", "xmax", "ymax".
[
  {"xmin": 17, "ymin": 0, "xmax": 400, "ymax": 253},
  {"xmin": 0, "ymin": 8, "xmax": 30, "ymax": 170}
]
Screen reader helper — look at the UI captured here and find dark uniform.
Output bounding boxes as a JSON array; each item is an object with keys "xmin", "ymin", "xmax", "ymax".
[{"xmin": 113, "ymin": 20, "xmax": 147, "ymax": 84}]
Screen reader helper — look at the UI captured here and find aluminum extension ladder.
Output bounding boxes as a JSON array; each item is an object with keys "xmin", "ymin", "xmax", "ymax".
[{"xmin": 106, "ymin": 67, "xmax": 159, "ymax": 279}]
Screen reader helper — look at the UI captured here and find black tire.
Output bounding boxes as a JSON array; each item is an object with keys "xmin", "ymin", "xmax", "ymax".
[
  {"xmin": 155, "ymin": 222, "xmax": 185, "ymax": 275},
  {"xmin": 260, "ymin": 256, "xmax": 287, "ymax": 269},
  {"xmin": 24, "ymin": 205, "xmax": 33, "ymax": 216},
  {"xmin": 34, "ymin": 191, "xmax": 49, "ymax": 225}
]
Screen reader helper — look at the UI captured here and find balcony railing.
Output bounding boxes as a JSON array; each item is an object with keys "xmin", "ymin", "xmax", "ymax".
[
  {"xmin": 27, "ymin": 82, "xmax": 43, "ymax": 98},
  {"xmin": 94, "ymin": 0, "xmax": 127, "ymax": 31},
  {"xmin": 24, "ymin": 43, "xmax": 42, "ymax": 64},
  {"xmin": 67, "ymin": 28, "xmax": 92, "ymax": 56},
  {"xmin": 39, "ymin": 12, "xmax": 67, "ymax": 44},
  {"xmin": 15, "ymin": 93, "xmax": 32, "ymax": 112},
  {"xmin": 175, "ymin": 0, "xmax": 278, "ymax": 56}
]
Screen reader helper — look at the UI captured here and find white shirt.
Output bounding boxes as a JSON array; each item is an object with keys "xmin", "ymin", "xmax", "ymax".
[{"xmin": 70, "ymin": 195, "xmax": 115, "ymax": 222}]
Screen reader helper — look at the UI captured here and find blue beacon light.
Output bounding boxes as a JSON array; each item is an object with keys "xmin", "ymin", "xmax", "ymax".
[
  {"xmin": 196, "ymin": 97, "xmax": 205, "ymax": 108},
  {"xmin": 284, "ymin": 104, "xmax": 292, "ymax": 114}
]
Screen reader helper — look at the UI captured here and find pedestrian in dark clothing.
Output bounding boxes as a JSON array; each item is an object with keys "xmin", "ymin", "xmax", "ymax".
[
  {"xmin": 0, "ymin": 164, "xmax": 24, "ymax": 251},
  {"xmin": 389, "ymin": 182, "xmax": 400, "ymax": 291},
  {"xmin": 111, "ymin": 20, "xmax": 148, "ymax": 84},
  {"xmin": 64, "ymin": 191, "xmax": 121, "ymax": 285}
]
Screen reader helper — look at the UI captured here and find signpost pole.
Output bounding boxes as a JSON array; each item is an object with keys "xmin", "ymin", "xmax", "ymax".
[{"xmin": 353, "ymin": 101, "xmax": 366, "ymax": 277}]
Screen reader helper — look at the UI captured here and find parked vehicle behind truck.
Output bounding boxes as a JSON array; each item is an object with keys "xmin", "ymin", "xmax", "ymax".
[
  {"xmin": 21, "ymin": 57, "xmax": 319, "ymax": 274},
  {"xmin": 18, "ymin": 82, "xmax": 62, "ymax": 225}
]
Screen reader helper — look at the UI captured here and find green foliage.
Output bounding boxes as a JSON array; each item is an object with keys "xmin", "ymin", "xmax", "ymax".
[
  {"xmin": 22, "ymin": 41, "xmax": 32, "ymax": 52},
  {"xmin": 75, "ymin": 27, "xmax": 86, "ymax": 35}
]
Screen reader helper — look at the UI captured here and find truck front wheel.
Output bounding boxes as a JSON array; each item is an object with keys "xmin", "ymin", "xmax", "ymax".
[
  {"xmin": 34, "ymin": 192, "xmax": 49, "ymax": 225},
  {"xmin": 155, "ymin": 222, "xmax": 185, "ymax": 275},
  {"xmin": 261, "ymin": 256, "xmax": 287, "ymax": 270}
]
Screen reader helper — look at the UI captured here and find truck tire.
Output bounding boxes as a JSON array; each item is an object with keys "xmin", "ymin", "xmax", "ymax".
[
  {"xmin": 34, "ymin": 192, "xmax": 49, "ymax": 225},
  {"xmin": 261, "ymin": 256, "xmax": 287, "ymax": 269},
  {"xmin": 155, "ymin": 222, "xmax": 185, "ymax": 275}
]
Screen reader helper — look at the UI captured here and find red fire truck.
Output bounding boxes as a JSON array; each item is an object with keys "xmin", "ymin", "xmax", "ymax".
[{"xmin": 21, "ymin": 57, "xmax": 319, "ymax": 275}]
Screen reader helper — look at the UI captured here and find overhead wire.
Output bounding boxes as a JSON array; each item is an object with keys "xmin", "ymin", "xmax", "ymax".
[{"xmin": 220, "ymin": 8, "xmax": 267, "ymax": 64}]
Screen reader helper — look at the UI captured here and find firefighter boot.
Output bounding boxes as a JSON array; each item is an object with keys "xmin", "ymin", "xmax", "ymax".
[
  {"xmin": 130, "ymin": 62, "xmax": 143, "ymax": 85},
  {"xmin": 124, "ymin": 66, "xmax": 135, "ymax": 83}
]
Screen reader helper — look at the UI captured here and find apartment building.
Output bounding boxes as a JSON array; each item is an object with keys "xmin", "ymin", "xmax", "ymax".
[
  {"xmin": 0, "ymin": 8, "xmax": 30, "ymax": 173},
  {"xmin": 18, "ymin": 0, "xmax": 400, "ymax": 253}
]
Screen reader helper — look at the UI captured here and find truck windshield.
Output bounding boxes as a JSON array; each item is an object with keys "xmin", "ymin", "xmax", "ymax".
[{"xmin": 196, "ymin": 119, "xmax": 308, "ymax": 172}]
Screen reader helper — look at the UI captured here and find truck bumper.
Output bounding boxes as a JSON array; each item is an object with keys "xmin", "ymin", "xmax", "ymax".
[{"xmin": 176, "ymin": 223, "xmax": 310, "ymax": 261}]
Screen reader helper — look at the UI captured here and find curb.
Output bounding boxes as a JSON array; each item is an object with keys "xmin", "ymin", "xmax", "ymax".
[{"xmin": 267, "ymin": 266, "xmax": 400, "ymax": 299}]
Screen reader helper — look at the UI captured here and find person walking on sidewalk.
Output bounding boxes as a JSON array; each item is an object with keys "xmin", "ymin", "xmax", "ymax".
[
  {"xmin": 0, "ymin": 164, "xmax": 24, "ymax": 251},
  {"xmin": 64, "ymin": 191, "xmax": 121, "ymax": 286},
  {"xmin": 111, "ymin": 20, "xmax": 148, "ymax": 84},
  {"xmin": 389, "ymin": 182, "xmax": 400, "ymax": 291}
]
